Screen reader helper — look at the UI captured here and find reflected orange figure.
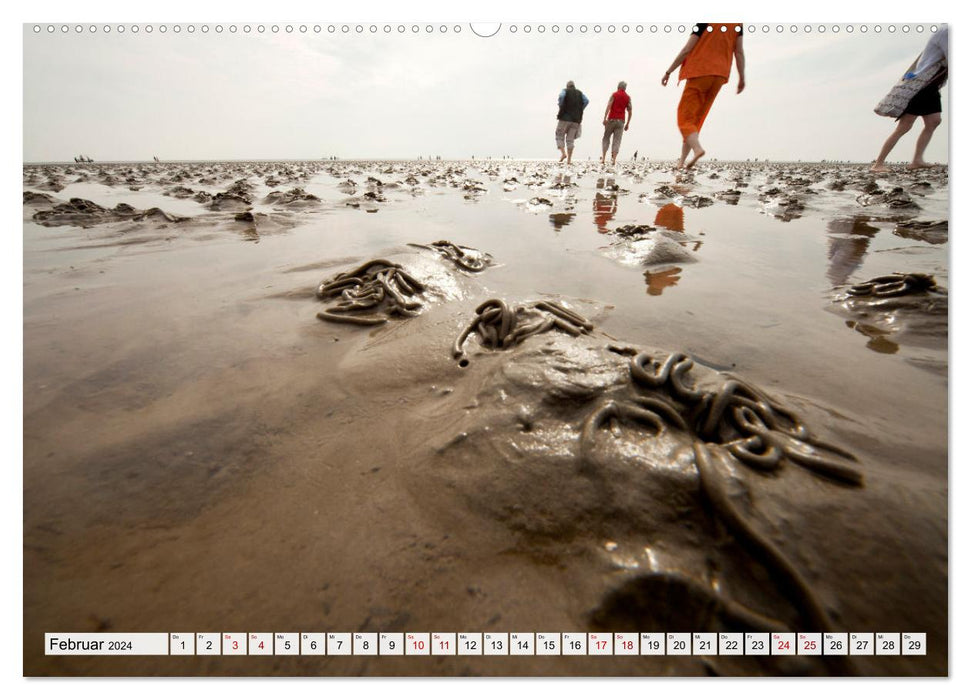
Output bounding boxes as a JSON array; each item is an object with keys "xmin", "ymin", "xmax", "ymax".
[
  {"xmin": 654, "ymin": 203, "xmax": 685, "ymax": 232},
  {"xmin": 593, "ymin": 193, "xmax": 618, "ymax": 233},
  {"xmin": 644, "ymin": 266, "xmax": 683, "ymax": 296}
]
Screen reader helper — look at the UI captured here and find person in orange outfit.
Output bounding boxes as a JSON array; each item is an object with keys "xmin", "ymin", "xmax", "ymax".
[{"xmin": 662, "ymin": 23, "xmax": 746, "ymax": 168}]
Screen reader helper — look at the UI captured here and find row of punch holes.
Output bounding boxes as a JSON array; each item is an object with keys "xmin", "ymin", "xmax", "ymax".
[{"xmin": 32, "ymin": 23, "xmax": 940, "ymax": 36}]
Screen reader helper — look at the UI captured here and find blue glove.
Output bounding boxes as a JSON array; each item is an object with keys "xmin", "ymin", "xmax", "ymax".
[{"xmin": 904, "ymin": 72, "xmax": 918, "ymax": 80}]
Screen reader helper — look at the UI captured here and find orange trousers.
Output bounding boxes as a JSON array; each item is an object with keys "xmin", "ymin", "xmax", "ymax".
[{"xmin": 677, "ymin": 75, "xmax": 728, "ymax": 139}]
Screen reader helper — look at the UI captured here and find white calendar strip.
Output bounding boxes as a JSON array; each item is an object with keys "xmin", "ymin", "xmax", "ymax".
[{"xmin": 45, "ymin": 632, "xmax": 927, "ymax": 656}]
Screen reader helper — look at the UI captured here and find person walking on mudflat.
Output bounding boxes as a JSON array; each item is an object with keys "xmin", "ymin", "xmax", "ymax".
[
  {"xmin": 556, "ymin": 80, "xmax": 589, "ymax": 165},
  {"xmin": 871, "ymin": 25, "xmax": 948, "ymax": 172},
  {"xmin": 601, "ymin": 81, "xmax": 633, "ymax": 166},
  {"xmin": 662, "ymin": 23, "xmax": 745, "ymax": 168}
]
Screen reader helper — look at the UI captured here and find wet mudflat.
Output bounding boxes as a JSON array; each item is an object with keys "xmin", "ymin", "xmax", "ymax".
[{"xmin": 23, "ymin": 158, "xmax": 947, "ymax": 676}]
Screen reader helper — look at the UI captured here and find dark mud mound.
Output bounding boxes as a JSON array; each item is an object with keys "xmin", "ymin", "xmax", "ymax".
[
  {"xmin": 23, "ymin": 191, "xmax": 57, "ymax": 206},
  {"xmin": 424, "ymin": 331, "xmax": 862, "ymax": 654},
  {"xmin": 224, "ymin": 179, "xmax": 256, "ymax": 200},
  {"xmin": 462, "ymin": 180, "xmax": 487, "ymax": 197},
  {"xmin": 832, "ymin": 273, "xmax": 947, "ymax": 355},
  {"xmin": 225, "ymin": 211, "xmax": 300, "ymax": 242},
  {"xmin": 760, "ymin": 188, "xmax": 806, "ymax": 221},
  {"xmin": 132, "ymin": 207, "xmax": 187, "ymax": 223},
  {"xmin": 410, "ymin": 240, "xmax": 494, "ymax": 273},
  {"xmin": 681, "ymin": 195, "xmax": 714, "ymax": 208},
  {"xmin": 715, "ymin": 189, "xmax": 741, "ymax": 205},
  {"xmin": 32, "ymin": 198, "xmax": 186, "ymax": 228},
  {"xmin": 164, "ymin": 185, "xmax": 197, "ymax": 199},
  {"xmin": 856, "ymin": 186, "xmax": 920, "ymax": 210},
  {"xmin": 614, "ymin": 224, "xmax": 656, "ymax": 238},
  {"xmin": 893, "ymin": 220, "xmax": 948, "ymax": 245},
  {"xmin": 263, "ymin": 187, "xmax": 321, "ymax": 207},
  {"xmin": 344, "ymin": 190, "xmax": 387, "ymax": 209},
  {"xmin": 652, "ymin": 185, "xmax": 679, "ymax": 200},
  {"xmin": 209, "ymin": 192, "xmax": 252, "ymax": 212}
]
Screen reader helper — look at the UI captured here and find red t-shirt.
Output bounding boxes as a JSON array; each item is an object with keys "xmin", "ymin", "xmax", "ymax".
[{"xmin": 607, "ymin": 90, "xmax": 630, "ymax": 120}]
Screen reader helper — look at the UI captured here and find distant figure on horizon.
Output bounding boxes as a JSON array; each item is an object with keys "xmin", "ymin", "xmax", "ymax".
[
  {"xmin": 555, "ymin": 80, "xmax": 589, "ymax": 165},
  {"xmin": 871, "ymin": 25, "xmax": 948, "ymax": 172},
  {"xmin": 662, "ymin": 23, "xmax": 745, "ymax": 168},
  {"xmin": 601, "ymin": 81, "xmax": 633, "ymax": 166},
  {"xmin": 633, "ymin": 150, "xmax": 639, "ymax": 161}
]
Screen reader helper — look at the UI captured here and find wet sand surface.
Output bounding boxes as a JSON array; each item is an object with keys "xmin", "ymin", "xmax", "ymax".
[{"xmin": 23, "ymin": 159, "xmax": 947, "ymax": 676}]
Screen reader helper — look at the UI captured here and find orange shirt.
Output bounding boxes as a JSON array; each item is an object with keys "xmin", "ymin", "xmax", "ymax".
[{"xmin": 679, "ymin": 23, "xmax": 742, "ymax": 81}]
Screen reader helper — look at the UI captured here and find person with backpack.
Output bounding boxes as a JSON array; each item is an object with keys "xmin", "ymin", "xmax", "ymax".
[{"xmin": 555, "ymin": 80, "xmax": 589, "ymax": 165}]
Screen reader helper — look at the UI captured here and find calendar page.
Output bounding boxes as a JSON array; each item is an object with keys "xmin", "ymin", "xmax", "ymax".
[{"xmin": 21, "ymin": 2, "xmax": 951, "ymax": 680}]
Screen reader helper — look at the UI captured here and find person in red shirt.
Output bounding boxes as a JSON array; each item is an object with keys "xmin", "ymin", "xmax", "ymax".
[
  {"xmin": 600, "ymin": 81, "xmax": 633, "ymax": 166},
  {"xmin": 662, "ymin": 23, "xmax": 746, "ymax": 168}
]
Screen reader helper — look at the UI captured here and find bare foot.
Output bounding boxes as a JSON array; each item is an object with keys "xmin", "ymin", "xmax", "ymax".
[
  {"xmin": 559, "ymin": 153, "xmax": 567, "ymax": 163},
  {"xmin": 684, "ymin": 149, "xmax": 706, "ymax": 169},
  {"xmin": 870, "ymin": 163, "xmax": 891, "ymax": 173},
  {"xmin": 907, "ymin": 161, "xmax": 932, "ymax": 170}
]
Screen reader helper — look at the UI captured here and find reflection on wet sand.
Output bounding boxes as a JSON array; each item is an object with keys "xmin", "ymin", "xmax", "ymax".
[
  {"xmin": 654, "ymin": 202, "xmax": 685, "ymax": 232},
  {"xmin": 828, "ymin": 272, "xmax": 946, "ymax": 361},
  {"xmin": 826, "ymin": 236, "xmax": 871, "ymax": 287},
  {"xmin": 644, "ymin": 267, "xmax": 682, "ymax": 296},
  {"xmin": 827, "ymin": 216, "xmax": 880, "ymax": 237},
  {"xmin": 549, "ymin": 212, "xmax": 576, "ymax": 230},
  {"xmin": 845, "ymin": 320, "xmax": 900, "ymax": 355},
  {"xmin": 824, "ymin": 217, "xmax": 879, "ymax": 288},
  {"xmin": 594, "ymin": 178, "xmax": 618, "ymax": 233}
]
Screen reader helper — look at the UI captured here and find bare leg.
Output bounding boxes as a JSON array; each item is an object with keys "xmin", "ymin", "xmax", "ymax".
[
  {"xmin": 909, "ymin": 113, "xmax": 942, "ymax": 168},
  {"xmin": 871, "ymin": 114, "xmax": 916, "ymax": 171},
  {"xmin": 559, "ymin": 147, "xmax": 567, "ymax": 163},
  {"xmin": 684, "ymin": 132, "xmax": 706, "ymax": 168},
  {"xmin": 567, "ymin": 146, "xmax": 574, "ymax": 165},
  {"xmin": 677, "ymin": 141, "xmax": 691, "ymax": 169}
]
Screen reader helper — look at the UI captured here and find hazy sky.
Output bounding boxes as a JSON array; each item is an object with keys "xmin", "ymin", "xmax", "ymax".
[{"xmin": 23, "ymin": 22, "xmax": 949, "ymax": 163}]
